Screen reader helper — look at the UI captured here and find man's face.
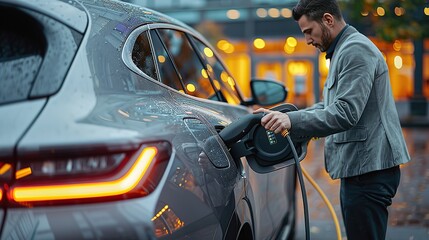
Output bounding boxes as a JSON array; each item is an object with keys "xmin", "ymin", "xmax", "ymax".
[{"xmin": 298, "ymin": 14, "xmax": 332, "ymax": 52}]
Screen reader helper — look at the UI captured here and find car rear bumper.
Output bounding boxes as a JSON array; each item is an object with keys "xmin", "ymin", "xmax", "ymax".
[{"xmin": 1, "ymin": 199, "xmax": 157, "ymax": 240}]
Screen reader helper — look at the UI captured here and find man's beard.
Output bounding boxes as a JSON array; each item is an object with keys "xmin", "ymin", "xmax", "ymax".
[{"xmin": 315, "ymin": 23, "xmax": 331, "ymax": 52}]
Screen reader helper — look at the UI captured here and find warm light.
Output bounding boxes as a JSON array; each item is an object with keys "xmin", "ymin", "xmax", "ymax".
[
  {"xmin": 224, "ymin": 44, "xmax": 235, "ymax": 53},
  {"xmin": 393, "ymin": 40, "xmax": 402, "ymax": 51},
  {"xmin": 203, "ymin": 47, "xmax": 214, "ymax": 58},
  {"xmin": 286, "ymin": 37, "xmax": 297, "ymax": 47},
  {"xmin": 361, "ymin": 11, "xmax": 369, "ymax": 16},
  {"xmin": 288, "ymin": 62, "xmax": 308, "ymax": 75},
  {"xmin": 256, "ymin": 8, "xmax": 267, "ymax": 18},
  {"xmin": 395, "ymin": 7, "xmax": 405, "ymax": 16},
  {"xmin": 152, "ymin": 205, "xmax": 169, "ymax": 221},
  {"xmin": 377, "ymin": 7, "xmax": 385, "ymax": 16},
  {"xmin": 319, "ymin": 53, "xmax": 330, "ymax": 76},
  {"xmin": 394, "ymin": 56, "xmax": 403, "ymax": 69},
  {"xmin": 227, "ymin": 77, "xmax": 235, "ymax": 87},
  {"xmin": 186, "ymin": 84, "xmax": 196, "ymax": 92},
  {"xmin": 16, "ymin": 167, "xmax": 32, "ymax": 180},
  {"xmin": 425, "ymin": 7, "xmax": 429, "ymax": 16},
  {"xmin": 0, "ymin": 163, "xmax": 11, "ymax": 175},
  {"xmin": 254, "ymin": 38, "xmax": 265, "ymax": 49},
  {"xmin": 227, "ymin": 9, "xmax": 240, "ymax": 19},
  {"xmin": 217, "ymin": 40, "xmax": 229, "ymax": 51},
  {"xmin": 201, "ymin": 69, "xmax": 208, "ymax": 78},
  {"xmin": 219, "ymin": 41, "xmax": 235, "ymax": 54},
  {"xmin": 11, "ymin": 147, "xmax": 158, "ymax": 202},
  {"xmin": 158, "ymin": 55, "xmax": 165, "ymax": 63},
  {"xmin": 281, "ymin": 8, "xmax": 292, "ymax": 18},
  {"xmin": 221, "ymin": 71, "xmax": 229, "ymax": 82},
  {"xmin": 284, "ymin": 44, "xmax": 295, "ymax": 54},
  {"xmin": 152, "ymin": 205, "xmax": 185, "ymax": 234},
  {"xmin": 268, "ymin": 8, "xmax": 280, "ymax": 18},
  {"xmin": 213, "ymin": 80, "xmax": 221, "ymax": 90}
]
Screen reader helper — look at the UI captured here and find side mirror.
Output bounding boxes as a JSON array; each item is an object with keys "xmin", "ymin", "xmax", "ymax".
[{"xmin": 244, "ymin": 79, "xmax": 287, "ymax": 106}]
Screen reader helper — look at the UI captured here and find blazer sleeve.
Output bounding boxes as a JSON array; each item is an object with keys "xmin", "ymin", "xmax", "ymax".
[{"xmin": 287, "ymin": 41, "xmax": 377, "ymax": 138}]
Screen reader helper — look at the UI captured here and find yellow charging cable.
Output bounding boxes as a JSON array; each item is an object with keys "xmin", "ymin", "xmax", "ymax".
[{"xmin": 301, "ymin": 167, "xmax": 342, "ymax": 240}]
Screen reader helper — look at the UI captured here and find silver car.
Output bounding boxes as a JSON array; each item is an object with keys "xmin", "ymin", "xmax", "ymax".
[{"xmin": 0, "ymin": 0, "xmax": 297, "ymax": 239}]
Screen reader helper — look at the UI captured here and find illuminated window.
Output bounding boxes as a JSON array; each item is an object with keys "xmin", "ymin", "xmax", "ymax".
[
  {"xmin": 157, "ymin": 29, "xmax": 217, "ymax": 100},
  {"xmin": 149, "ymin": 30, "xmax": 184, "ymax": 91},
  {"xmin": 226, "ymin": 9, "xmax": 240, "ymax": 20},
  {"xmin": 192, "ymin": 37, "xmax": 242, "ymax": 104},
  {"xmin": 254, "ymin": 38, "xmax": 266, "ymax": 49}
]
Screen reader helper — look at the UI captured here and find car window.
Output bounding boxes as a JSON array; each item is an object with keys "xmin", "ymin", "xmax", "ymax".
[
  {"xmin": 0, "ymin": 6, "xmax": 45, "ymax": 105},
  {"xmin": 190, "ymin": 37, "xmax": 242, "ymax": 105},
  {"xmin": 132, "ymin": 31, "xmax": 157, "ymax": 80},
  {"xmin": 148, "ymin": 30, "xmax": 184, "ymax": 92},
  {"xmin": 0, "ymin": 6, "xmax": 82, "ymax": 105},
  {"xmin": 156, "ymin": 29, "xmax": 219, "ymax": 100}
]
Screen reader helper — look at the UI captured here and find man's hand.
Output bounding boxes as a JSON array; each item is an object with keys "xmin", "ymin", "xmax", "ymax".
[{"xmin": 253, "ymin": 108, "xmax": 291, "ymax": 134}]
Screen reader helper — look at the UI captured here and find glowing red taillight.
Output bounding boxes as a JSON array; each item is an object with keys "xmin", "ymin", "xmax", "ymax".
[{"xmin": 4, "ymin": 141, "xmax": 171, "ymax": 207}]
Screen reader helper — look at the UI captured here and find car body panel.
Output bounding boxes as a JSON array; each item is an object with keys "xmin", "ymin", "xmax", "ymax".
[
  {"xmin": 0, "ymin": 100, "xmax": 46, "ymax": 159},
  {"xmin": 0, "ymin": 0, "xmax": 296, "ymax": 239}
]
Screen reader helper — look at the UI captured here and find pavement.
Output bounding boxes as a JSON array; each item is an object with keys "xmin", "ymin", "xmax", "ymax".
[{"xmin": 293, "ymin": 127, "xmax": 429, "ymax": 240}]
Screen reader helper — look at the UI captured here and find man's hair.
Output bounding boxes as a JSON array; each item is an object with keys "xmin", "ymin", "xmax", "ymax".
[{"xmin": 292, "ymin": 0, "xmax": 343, "ymax": 22}]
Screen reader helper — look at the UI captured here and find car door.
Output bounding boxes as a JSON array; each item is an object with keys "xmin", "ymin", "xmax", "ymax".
[
  {"xmin": 125, "ymin": 24, "xmax": 251, "ymax": 238},
  {"xmin": 124, "ymin": 22, "xmax": 298, "ymax": 239},
  {"xmin": 187, "ymin": 34, "xmax": 299, "ymax": 238},
  {"xmin": 144, "ymin": 25, "xmax": 294, "ymax": 239}
]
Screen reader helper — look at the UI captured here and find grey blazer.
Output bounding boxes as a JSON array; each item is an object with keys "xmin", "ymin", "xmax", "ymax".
[{"xmin": 287, "ymin": 26, "xmax": 410, "ymax": 179}]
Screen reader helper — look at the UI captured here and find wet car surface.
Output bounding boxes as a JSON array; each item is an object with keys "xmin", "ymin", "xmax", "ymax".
[{"xmin": 0, "ymin": 0, "xmax": 297, "ymax": 239}]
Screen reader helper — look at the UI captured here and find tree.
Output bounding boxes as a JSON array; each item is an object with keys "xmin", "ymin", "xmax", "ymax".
[
  {"xmin": 342, "ymin": 0, "xmax": 429, "ymax": 42},
  {"xmin": 342, "ymin": 0, "xmax": 428, "ymax": 117}
]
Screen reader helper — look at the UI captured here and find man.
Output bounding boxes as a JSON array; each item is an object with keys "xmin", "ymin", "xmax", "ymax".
[{"xmin": 254, "ymin": 0, "xmax": 411, "ymax": 239}]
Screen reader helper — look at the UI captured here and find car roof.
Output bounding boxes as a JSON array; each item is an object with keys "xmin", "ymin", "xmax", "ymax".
[
  {"xmin": 77, "ymin": 0, "xmax": 196, "ymax": 34},
  {"xmin": 1, "ymin": 0, "xmax": 199, "ymax": 37},
  {"xmin": 0, "ymin": 0, "xmax": 87, "ymax": 33}
]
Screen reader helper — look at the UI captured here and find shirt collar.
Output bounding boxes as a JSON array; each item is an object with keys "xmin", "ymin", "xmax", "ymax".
[{"xmin": 325, "ymin": 24, "xmax": 349, "ymax": 59}]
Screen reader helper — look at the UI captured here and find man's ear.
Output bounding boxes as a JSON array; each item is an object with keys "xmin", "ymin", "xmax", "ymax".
[{"xmin": 322, "ymin": 13, "xmax": 334, "ymax": 27}]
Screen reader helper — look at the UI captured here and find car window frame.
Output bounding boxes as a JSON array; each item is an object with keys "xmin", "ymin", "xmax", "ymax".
[
  {"xmin": 155, "ymin": 28, "xmax": 222, "ymax": 101},
  {"xmin": 132, "ymin": 30, "xmax": 160, "ymax": 82},
  {"xmin": 123, "ymin": 23, "xmax": 244, "ymax": 104},
  {"xmin": 188, "ymin": 36, "xmax": 242, "ymax": 105},
  {"xmin": 149, "ymin": 29, "xmax": 187, "ymax": 92},
  {"xmin": 0, "ymin": 4, "xmax": 83, "ymax": 105}
]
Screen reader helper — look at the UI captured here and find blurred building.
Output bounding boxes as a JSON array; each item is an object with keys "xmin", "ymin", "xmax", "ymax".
[{"xmin": 124, "ymin": 0, "xmax": 429, "ymax": 120}]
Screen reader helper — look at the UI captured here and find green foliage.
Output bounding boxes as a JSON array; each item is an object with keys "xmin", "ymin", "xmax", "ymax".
[{"xmin": 341, "ymin": 0, "xmax": 429, "ymax": 42}]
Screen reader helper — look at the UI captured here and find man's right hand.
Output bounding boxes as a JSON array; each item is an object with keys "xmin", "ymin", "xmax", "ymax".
[{"xmin": 253, "ymin": 108, "xmax": 291, "ymax": 134}]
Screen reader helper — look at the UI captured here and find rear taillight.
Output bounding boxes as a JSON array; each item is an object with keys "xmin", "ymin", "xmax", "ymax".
[{"xmin": 4, "ymin": 141, "xmax": 171, "ymax": 207}]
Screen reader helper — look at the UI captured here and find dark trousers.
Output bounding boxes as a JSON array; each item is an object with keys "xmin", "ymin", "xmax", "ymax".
[{"xmin": 340, "ymin": 166, "xmax": 401, "ymax": 240}]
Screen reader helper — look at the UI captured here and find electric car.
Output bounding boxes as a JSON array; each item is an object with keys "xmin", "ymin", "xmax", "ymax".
[{"xmin": 0, "ymin": 0, "xmax": 297, "ymax": 239}]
